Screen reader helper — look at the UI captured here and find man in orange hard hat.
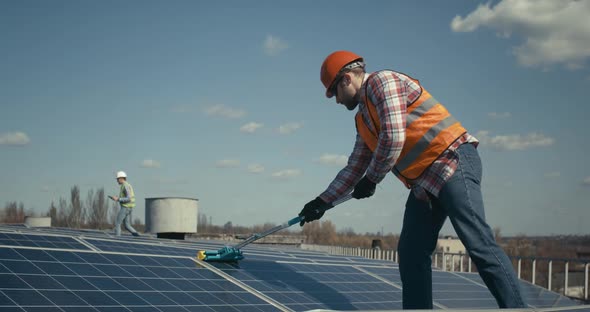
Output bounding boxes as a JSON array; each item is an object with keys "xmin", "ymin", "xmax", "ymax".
[{"xmin": 298, "ymin": 51, "xmax": 527, "ymax": 309}]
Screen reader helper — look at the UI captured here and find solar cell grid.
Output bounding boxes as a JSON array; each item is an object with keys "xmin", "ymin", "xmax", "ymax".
[
  {"xmin": 0, "ymin": 233, "xmax": 89, "ymax": 250},
  {"xmin": 0, "ymin": 248, "xmax": 280, "ymax": 312},
  {"xmin": 454, "ymin": 271, "xmax": 584, "ymax": 308},
  {"xmin": 0, "ymin": 226, "xmax": 392, "ymax": 265},
  {"xmin": 242, "ymin": 247, "xmax": 396, "ymax": 266},
  {"xmin": 360, "ymin": 266, "xmax": 584, "ymax": 309},
  {"xmin": 84, "ymin": 238, "xmax": 196, "ymax": 257},
  {"xmin": 1, "ymin": 225, "xmax": 589, "ymax": 311},
  {"xmin": 211, "ymin": 260, "xmax": 404, "ymax": 311},
  {"xmin": 83, "ymin": 237, "xmax": 386, "ymax": 267}
]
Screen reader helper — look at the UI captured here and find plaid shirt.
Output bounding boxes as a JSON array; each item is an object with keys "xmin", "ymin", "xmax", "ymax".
[{"xmin": 319, "ymin": 70, "xmax": 478, "ymax": 203}]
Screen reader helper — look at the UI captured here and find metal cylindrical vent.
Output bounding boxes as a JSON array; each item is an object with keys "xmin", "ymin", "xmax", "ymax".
[{"xmin": 145, "ymin": 197, "xmax": 198, "ymax": 237}]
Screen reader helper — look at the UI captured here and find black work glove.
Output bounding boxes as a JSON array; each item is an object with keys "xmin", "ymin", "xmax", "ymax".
[
  {"xmin": 352, "ymin": 176, "xmax": 377, "ymax": 199},
  {"xmin": 298, "ymin": 197, "xmax": 331, "ymax": 226}
]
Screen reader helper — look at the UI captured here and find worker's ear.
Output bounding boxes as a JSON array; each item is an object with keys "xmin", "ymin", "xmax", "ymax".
[{"xmin": 342, "ymin": 73, "xmax": 352, "ymax": 86}]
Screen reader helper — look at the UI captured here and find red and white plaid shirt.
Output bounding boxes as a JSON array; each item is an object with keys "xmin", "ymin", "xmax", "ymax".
[{"xmin": 319, "ymin": 70, "xmax": 478, "ymax": 203}]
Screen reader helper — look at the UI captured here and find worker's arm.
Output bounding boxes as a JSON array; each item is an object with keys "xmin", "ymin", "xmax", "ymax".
[
  {"xmin": 363, "ymin": 72, "xmax": 411, "ymax": 184},
  {"xmin": 118, "ymin": 183, "xmax": 132, "ymax": 203},
  {"xmin": 318, "ymin": 134, "xmax": 372, "ymax": 203}
]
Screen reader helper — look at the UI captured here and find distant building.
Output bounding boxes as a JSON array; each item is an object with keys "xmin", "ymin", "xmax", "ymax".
[
  {"xmin": 576, "ymin": 248, "xmax": 590, "ymax": 260},
  {"xmin": 437, "ymin": 236, "xmax": 466, "ymax": 254}
]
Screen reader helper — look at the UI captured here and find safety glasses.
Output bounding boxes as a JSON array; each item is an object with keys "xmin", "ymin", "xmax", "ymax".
[{"xmin": 330, "ymin": 75, "xmax": 343, "ymax": 97}]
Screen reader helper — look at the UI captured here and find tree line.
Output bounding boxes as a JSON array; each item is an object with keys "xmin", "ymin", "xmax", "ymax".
[
  {"xmin": 1, "ymin": 185, "xmax": 144, "ymax": 231},
  {"xmin": 5, "ymin": 189, "xmax": 586, "ymax": 267}
]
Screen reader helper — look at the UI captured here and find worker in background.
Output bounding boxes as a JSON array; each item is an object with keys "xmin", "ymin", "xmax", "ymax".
[
  {"xmin": 298, "ymin": 51, "xmax": 526, "ymax": 309},
  {"xmin": 110, "ymin": 171, "xmax": 140, "ymax": 237}
]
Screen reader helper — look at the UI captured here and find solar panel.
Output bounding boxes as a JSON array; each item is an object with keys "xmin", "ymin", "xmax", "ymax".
[
  {"xmin": 455, "ymin": 271, "xmax": 582, "ymax": 308},
  {"xmin": 1, "ymin": 226, "xmax": 113, "ymax": 239},
  {"xmin": 360, "ymin": 266, "xmax": 583, "ymax": 309},
  {"xmin": 1, "ymin": 224, "xmax": 589, "ymax": 312},
  {"xmin": 199, "ymin": 243, "xmax": 397, "ymax": 266},
  {"xmin": 0, "ymin": 248, "xmax": 281, "ymax": 311},
  {"xmin": 81, "ymin": 237, "xmax": 373, "ymax": 265},
  {"xmin": 83, "ymin": 238, "xmax": 197, "ymax": 257},
  {"xmin": 0, "ymin": 232, "xmax": 90, "ymax": 251},
  {"xmin": 209, "ymin": 259, "xmax": 404, "ymax": 311}
]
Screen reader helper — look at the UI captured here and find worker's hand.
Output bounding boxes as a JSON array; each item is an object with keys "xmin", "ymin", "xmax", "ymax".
[
  {"xmin": 111, "ymin": 196, "xmax": 119, "ymax": 201},
  {"xmin": 352, "ymin": 176, "xmax": 376, "ymax": 199},
  {"xmin": 298, "ymin": 197, "xmax": 331, "ymax": 226}
]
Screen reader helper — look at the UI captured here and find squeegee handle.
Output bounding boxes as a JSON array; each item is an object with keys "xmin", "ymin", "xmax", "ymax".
[
  {"xmin": 234, "ymin": 221, "xmax": 293, "ymax": 249},
  {"xmin": 233, "ymin": 193, "xmax": 353, "ymax": 250}
]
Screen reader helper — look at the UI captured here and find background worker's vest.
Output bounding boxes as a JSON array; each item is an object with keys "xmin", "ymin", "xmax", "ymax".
[
  {"xmin": 119, "ymin": 182, "xmax": 136, "ymax": 208},
  {"xmin": 355, "ymin": 71, "xmax": 467, "ymax": 187}
]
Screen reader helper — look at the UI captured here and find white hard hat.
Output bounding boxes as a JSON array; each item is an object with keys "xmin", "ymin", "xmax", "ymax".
[{"xmin": 116, "ymin": 171, "xmax": 127, "ymax": 179}]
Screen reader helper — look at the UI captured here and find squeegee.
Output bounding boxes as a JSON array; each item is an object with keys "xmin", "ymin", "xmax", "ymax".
[{"xmin": 197, "ymin": 193, "xmax": 353, "ymax": 262}]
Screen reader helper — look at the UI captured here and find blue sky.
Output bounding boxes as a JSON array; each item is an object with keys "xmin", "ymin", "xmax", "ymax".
[{"xmin": 1, "ymin": 0, "xmax": 589, "ymax": 236}]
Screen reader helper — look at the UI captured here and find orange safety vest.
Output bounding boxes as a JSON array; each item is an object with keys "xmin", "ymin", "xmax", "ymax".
[{"xmin": 355, "ymin": 71, "xmax": 467, "ymax": 187}]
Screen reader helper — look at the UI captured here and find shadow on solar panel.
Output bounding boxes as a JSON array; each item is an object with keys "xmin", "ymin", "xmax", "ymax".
[{"xmin": 209, "ymin": 259, "xmax": 404, "ymax": 311}]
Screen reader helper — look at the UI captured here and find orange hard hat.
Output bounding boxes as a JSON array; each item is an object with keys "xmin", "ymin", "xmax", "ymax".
[{"xmin": 320, "ymin": 50, "xmax": 364, "ymax": 98}]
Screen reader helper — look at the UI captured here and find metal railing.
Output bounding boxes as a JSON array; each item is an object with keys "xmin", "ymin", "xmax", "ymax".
[{"xmin": 300, "ymin": 244, "xmax": 589, "ymax": 302}]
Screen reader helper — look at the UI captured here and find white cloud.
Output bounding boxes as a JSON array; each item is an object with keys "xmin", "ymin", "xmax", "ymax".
[
  {"xmin": 0, "ymin": 132, "xmax": 30, "ymax": 146},
  {"xmin": 451, "ymin": 0, "xmax": 590, "ymax": 69},
  {"xmin": 204, "ymin": 104, "xmax": 246, "ymax": 119},
  {"xmin": 278, "ymin": 122, "xmax": 303, "ymax": 135},
  {"xmin": 582, "ymin": 177, "xmax": 590, "ymax": 186},
  {"xmin": 317, "ymin": 154, "xmax": 349, "ymax": 167},
  {"xmin": 215, "ymin": 159, "xmax": 240, "ymax": 168},
  {"xmin": 476, "ymin": 130, "xmax": 555, "ymax": 150},
  {"xmin": 264, "ymin": 35, "xmax": 288, "ymax": 56},
  {"xmin": 488, "ymin": 112, "xmax": 512, "ymax": 119},
  {"xmin": 247, "ymin": 163, "xmax": 265, "ymax": 174},
  {"xmin": 240, "ymin": 122, "xmax": 263, "ymax": 133},
  {"xmin": 141, "ymin": 159, "xmax": 161, "ymax": 168},
  {"xmin": 271, "ymin": 169, "xmax": 302, "ymax": 180},
  {"xmin": 544, "ymin": 171, "xmax": 561, "ymax": 178}
]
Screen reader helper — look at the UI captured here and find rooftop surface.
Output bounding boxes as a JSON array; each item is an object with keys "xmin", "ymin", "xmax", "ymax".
[{"xmin": 0, "ymin": 224, "xmax": 588, "ymax": 312}]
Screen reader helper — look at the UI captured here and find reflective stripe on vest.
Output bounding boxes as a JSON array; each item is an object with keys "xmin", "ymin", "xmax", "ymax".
[
  {"xmin": 355, "ymin": 72, "xmax": 466, "ymax": 186},
  {"xmin": 119, "ymin": 182, "xmax": 135, "ymax": 208}
]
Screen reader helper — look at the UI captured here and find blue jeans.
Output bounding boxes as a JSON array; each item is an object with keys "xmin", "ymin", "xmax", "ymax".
[
  {"xmin": 397, "ymin": 143, "xmax": 526, "ymax": 309},
  {"xmin": 114, "ymin": 207, "xmax": 137, "ymax": 236}
]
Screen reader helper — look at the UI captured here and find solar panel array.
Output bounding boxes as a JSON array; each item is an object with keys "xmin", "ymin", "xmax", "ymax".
[
  {"xmin": 0, "ymin": 224, "xmax": 588, "ymax": 312},
  {"xmin": 0, "ymin": 232, "xmax": 90, "ymax": 250}
]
